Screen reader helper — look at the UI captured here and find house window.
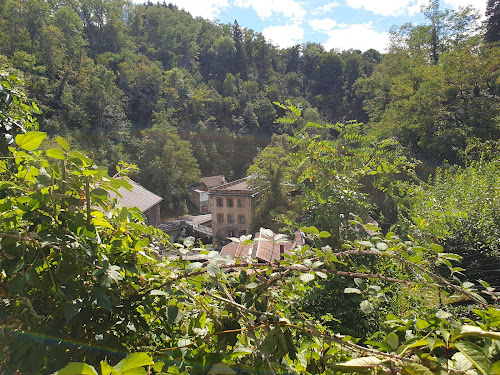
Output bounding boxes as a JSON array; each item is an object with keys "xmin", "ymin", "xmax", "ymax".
[
  {"xmin": 238, "ymin": 215, "xmax": 245, "ymax": 224},
  {"xmin": 228, "ymin": 230, "xmax": 235, "ymax": 237},
  {"xmin": 227, "ymin": 198, "xmax": 233, "ymax": 207},
  {"xmin": 217, "ymin": 198, "xmax": 223, "ymax": 207},
  {"xmin": 227, "ymin": 214, "xmax": 234, "ymax": 224},
  {"xmin": 217, "ymin": 213, "xmax": 224, "ymax": 223},
  {"xmin": 237, "ymin": 199, "xmax": 244, "ymax": 208},
  {"xmin": 239, "ymin": 230, "xmax": 246, "ymax": 236}
]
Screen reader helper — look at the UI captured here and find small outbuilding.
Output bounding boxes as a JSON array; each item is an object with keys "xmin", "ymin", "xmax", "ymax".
[
  {"xmin": 109, "ymin": 178, "xmax": 163, "ymax": 227},
  {"xmin": 190, "ymin": 175, "xmax": 227, "ymax": 213}
]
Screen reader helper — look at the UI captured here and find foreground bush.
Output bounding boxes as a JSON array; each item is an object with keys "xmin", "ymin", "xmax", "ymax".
[{"xmin": 2, "ymin": 132, "xmax": 500, "ymax": 374}]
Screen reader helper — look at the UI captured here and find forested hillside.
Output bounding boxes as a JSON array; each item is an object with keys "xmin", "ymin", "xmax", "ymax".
[
  {"xmin": 0, "ymin": 0, "xmax": 382, "ymax": 215},
  {"xmin": 1, "ymin": 0, "xmax": 498, "ymax": 215}
]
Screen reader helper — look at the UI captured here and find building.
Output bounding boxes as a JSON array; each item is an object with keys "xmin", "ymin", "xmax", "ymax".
[
  {"xmin": 220, "ymin": 229, "xmax": 305, "ymax": 263},
  {"xmin": 109, "ymin": 178, "xmax": 163, "ymax": 227},
  {"xmin": 209, "ymin": 176, "xmax": 258, "ymax": 245},
  {"xmin": 189, "ymin": 175, "xmax": 227, "ymax": 213}
]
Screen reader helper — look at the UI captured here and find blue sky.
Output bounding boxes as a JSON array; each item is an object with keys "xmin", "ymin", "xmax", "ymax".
[{"xmin": 133, "ymin": 0, "xmax": 486, "ymax": 52}]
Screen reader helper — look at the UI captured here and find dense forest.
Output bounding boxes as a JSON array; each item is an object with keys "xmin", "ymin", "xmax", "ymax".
[
  {"xmin": 1, "ymin": 0, "xmax": 500, "ymax": 374},
  {"xmin": 0, "ymin": 0, "xmax": 496, "ymax": 217}
]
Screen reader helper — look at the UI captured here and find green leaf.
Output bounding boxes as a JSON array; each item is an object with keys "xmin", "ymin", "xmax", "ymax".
[
  {"xmin": 91, "ymin": 188, "xmax": 108, "ymax": 200},
  {"xmin": 451, "ymin": 352, "xmax": 473, "ymax": 371},
  {"xmin": 100, "ymin": 361, "xmax": 115, "ymax": 375},
  {"xmin": 344, "ymin": 287, "xmax": 362, "ymax": 294},
  {"xmin": 403, "ymin": 363, "xmax": 434, "ymax": 375},
  {"xmin": 491, "ymin": 361, "xmax": 500, "ymax": 375},
  {"xmin": 455, "ymin": 341, "xmax": 491, "ymax": 375},
  {"xmin": 207, "ymin": 363, "xmax": 236, "ymax": 375},
  {"xmin": 167, "ymin": 305, "xmax": 180, "ymax": 325},
  {"xmin": 300, "ymin": 273, "xmax": 315, "ymax": 283},
  {"xmin": 150, "ymin": 290, "xmax": 169, "ymax": 296},
  {"xmin": 318, "ymin": 231, "xmax": 331, "ymax": 238},
  {"xmin": 15, "ymin": 131, "xmax": 46, "ymax": 151},
  {"xmin": 430, "ymin": 244, "xmax": 444, "ymax": 253},
  {"xmin": 63, "ymin": 301, "xmax": 82, "ymax": 323},
  {"xmin": 93, "ymin": 287, "xmax": 113, "ymax": 312},
  {"xmin": 315, "ymin": 271, "xmax": 327, "ymax": 279},
  {"xmin": 387, "ymin": 332, "xmax": 399, "ymax": 350},
  {"xmin": 185, "ymin": 262, "xmax": 203, "ymax": 273},
  {"xmin": 113, "ymin": 353, "xmax": 154, "ymax": 374},
  {"xmin": 416, "ymin": 319, "xmax": 430, "ymax": 330},
  {"xmin": 354, "ymin": 278, "xmax": 367, "ymax": 291},
  {"xmin": 207, "ymin": 262, "xmax": 220, "ymax": 277},
  {"xmin": 435, "ymin": 310, "xmax": 452, "ymax": 319},
  {"xmin": 259, "ymin": 327, "xmax": 281, "ymax": 360},
  {"xmin": 46, "ymin": 148, "xmax": 65, "ymax": 160},
  {"xmin": 226, "ymin": 347, "xmax": 253, "ymax": 359},
  {"xmin": 456, "ymin": 325, "xmax": 500, "ymax": 341},
  {"xmin": 56, "ymin": 136, "xmax": 70, "ymax": 151},
  {"xmin": 56, "ymin": 362, "xmax": 98, "ymax": 375},
  {"xmin": 356, "ymin": 240, "xmax": 374, "ymax": 248},
  {"xmin": 177, "ymin": 338, "xmax": 191, "ymax": 356},
  {"xmin": 333, "ymin": 356, "xmax": 382, "ymax": 372},
  {"xmin": 246, "ymin": 282, "xmax": 259, "ymax": 289}
]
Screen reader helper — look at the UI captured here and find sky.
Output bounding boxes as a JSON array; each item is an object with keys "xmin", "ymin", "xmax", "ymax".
[{"xmin": 132, "ymin": 0, "xmax": 487, "ymax": 52}]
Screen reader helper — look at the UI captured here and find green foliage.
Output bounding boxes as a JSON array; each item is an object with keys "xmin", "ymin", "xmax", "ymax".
[
  {"xmin": 57, "ymin": 353, "xmax": 156, "ymax": 375},
  {"xmin": 137, "ymin": 115, "xmax": 201, "ymax": 216},
  {"xmin": 400, "ymin": 159, "xmax": 500, "ymax": 286},
  {"xmin": 0, "ymin": 70, "xmax": 39, "ymax": 154},
  {"xmin": 2, "ymin": 130, "xmax": 500, "ymax": 375},
  {"xmin": 0, "ymin": 130, "xmax": 169, "ymax": 373},
  {"xmin": 362, "ymin": 5, "xmax": 500, "ymax": 164},
  {"xmin": 248, "ymin": 104, "xmax": 415, "ymax": 244}
]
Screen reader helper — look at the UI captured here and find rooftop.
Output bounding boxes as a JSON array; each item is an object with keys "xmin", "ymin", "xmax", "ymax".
[
  {"xmin": 220, "ymin": 229, "xmax": 304, "ymax": 263},
  {"xmin": 109, "ymin": 178, "xmax": 162, "ymax": 212},
  {"xmin": 201, "ymin": 175, "xmax": 226, "ymax": 189},
  {"xmin": 209, "ymin": 176, "xmax": 257, "ymax": 196}
]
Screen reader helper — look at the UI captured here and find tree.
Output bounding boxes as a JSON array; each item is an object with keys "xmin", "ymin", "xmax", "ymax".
[
  {"xmin": 485, "ymin": 0, "xmax": 500, "ymax": 44},
  {"xmin": 39, "ymin": 25, "xmax": 67, "ymax": 79},
  {"xmin": 138, "ymin": 113, "xmax": 201, "ymax": 215},
  {"xmin": 25, "ymin": 0, "xmax": 50, "ymax": 51}
]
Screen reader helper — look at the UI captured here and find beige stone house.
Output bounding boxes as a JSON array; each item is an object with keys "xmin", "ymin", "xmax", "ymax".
[{"xmin": 209, "ymin": 176, "xmax": 258, "ymax": 245}]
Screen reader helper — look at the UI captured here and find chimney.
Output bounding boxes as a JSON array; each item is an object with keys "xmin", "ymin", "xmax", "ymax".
[{"xmin": 280, "ymin": 244, "xmax": 285, "ymax": 258}]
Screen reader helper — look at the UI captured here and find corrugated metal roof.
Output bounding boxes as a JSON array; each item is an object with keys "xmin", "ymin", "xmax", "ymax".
[
  {"xmin": 221, "ymin": 230, "xmax": 303, "ymax": 263},
  {"xmin": 209, "ymin": 176, "xmax": 257, "ymax": 195},
  {"xmin": 109, "ymin": 178, "xmax": 162, "ymax": 212}
]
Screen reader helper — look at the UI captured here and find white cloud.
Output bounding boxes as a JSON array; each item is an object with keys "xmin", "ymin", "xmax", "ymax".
[
  {"xmin": 407, "ymin": 0, "xmax": 430, "ymax": 16},
  {"xmin": 309, "ymin": 18, "xmax": 337, "ymax": 32},
  {"xmin": 234, "ymin": 0, "xmax": 306, "ymax": 22},
  {"xmin": 346, "ymin": 0, "xmax": 420, "ymax": 16},
  {"xmin": 443, "ymin": 0, "xmax": 486, "ymax": 15},
  {"xmin": 262, "ymin": 24, "xmax": 304, "ymax": 48},
  {"xmin": 344, "ymin": 0, "xmax": 485, "ymax": 17},
  {"xmin": 322, "ymin": 22, "xmax": 390, "ymax": 52},
  {"xmin": 132, "ymin": 0, "xmax": 229, "ymax": 19},
  {"xmin": 311, "ymin": 2, "xmax": 341, "ymax": 15}
]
